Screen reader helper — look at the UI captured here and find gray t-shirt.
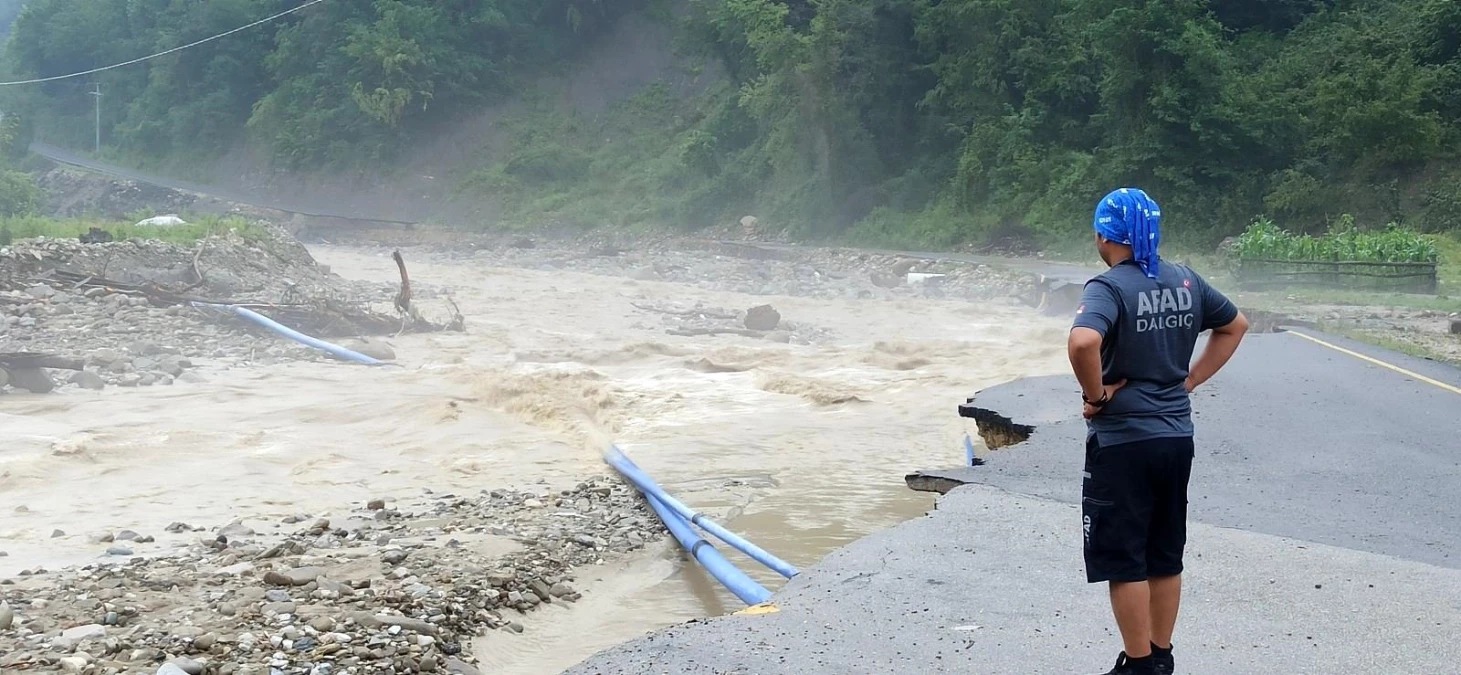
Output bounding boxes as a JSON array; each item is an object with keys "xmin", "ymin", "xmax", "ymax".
[{"xmin": 1073, "ymin": 259, "xmax": 1238, "ymax": 446}]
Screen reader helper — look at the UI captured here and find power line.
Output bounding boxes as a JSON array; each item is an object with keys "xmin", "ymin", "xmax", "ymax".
[{"xmin": 0, "ymin": 0, "xmax": 329, "ymax": 87}]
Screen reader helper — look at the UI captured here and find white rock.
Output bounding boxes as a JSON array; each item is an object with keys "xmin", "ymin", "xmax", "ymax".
[
  {"xmin": 134, "ymin": 215, "xmax": 187, "ymax": 227},
  {"xmin": 59, "ymin": 623, "xmax": 106, "ymax": 643}
]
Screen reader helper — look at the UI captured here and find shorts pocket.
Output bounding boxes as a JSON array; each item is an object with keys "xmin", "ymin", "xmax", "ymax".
[{"xmin": 1081, "ymin": 495, "xmax": 1112, "ymax": 550}]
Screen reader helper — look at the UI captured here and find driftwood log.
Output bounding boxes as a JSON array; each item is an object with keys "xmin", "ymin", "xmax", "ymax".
[{"xmin": 0, "ymin": 352, "xmax": 84, "ymax": 371}]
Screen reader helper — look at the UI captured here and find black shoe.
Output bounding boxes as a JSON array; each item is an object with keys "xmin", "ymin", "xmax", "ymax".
[
  {"xmin": 1151, "ymin": 643, "xmax": 1174, "ymax": 675},
  {"xmin": 1093, "ymin": 652, "xmax": 1157, "ymax": 675}
]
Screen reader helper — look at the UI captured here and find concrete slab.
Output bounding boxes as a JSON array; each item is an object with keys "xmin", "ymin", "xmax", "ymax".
[{"xmin": 568, "ymin": 485, "xmax": 1461, "ymax": 674}]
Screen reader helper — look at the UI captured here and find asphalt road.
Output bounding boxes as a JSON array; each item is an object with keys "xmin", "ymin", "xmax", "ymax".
[{"xmin": 568, "ymin": 329, "xmax": 1461, "ymax": 674}]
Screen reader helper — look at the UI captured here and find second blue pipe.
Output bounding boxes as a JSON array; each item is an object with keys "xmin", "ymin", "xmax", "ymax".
[{"xmin": 606, "ymin": 445, "xmax": 800, "ymax": 579}]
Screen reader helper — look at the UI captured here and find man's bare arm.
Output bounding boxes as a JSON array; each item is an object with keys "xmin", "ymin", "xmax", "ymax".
[
  {"xmin": 1069, "ymin": 327, "xmax": 1107, "ymax": 402},
  {"xmin": 1186, "ymin": 311, "xmax": 1250, "ymax": 392}
]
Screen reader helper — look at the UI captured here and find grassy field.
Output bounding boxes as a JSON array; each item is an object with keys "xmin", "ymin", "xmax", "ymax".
[{"xmin": 0, "ymin": 214, "xmax": 267, "ymax": 246}]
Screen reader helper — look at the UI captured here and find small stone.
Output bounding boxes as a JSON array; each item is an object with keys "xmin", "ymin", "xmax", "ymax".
[
  {"xmin": 0, "ymin": 602, "xmax": 13, "ymax": 630},
  {"xmin": 59, "ymin": 656, "xmax": 89, "ymax": 673},
  {"xmin": 59, "ymin": 622, "xmax": 107, "ymax": 646},
  {"xmin": 219, "ymin": 521, "xmax": 256, "ymax": 539},
  {"xmin": 171, "ymin": 658, "xmax": 205, "ymax": 675},
  {"xmin": 166, "ymin": 522, "xmax": 192, "ymax": 533},
  {"xmin": 570, "ymin": 534, "xmax": 598, "ymax": 548},
  {"xmin": 69, "ymin": 370, "xmax": 106, "ymax": 390},
  {"xmin": 309, "ymin": 617, "xmax": 336, "ymax": 633},
  {"xmin": 340, "ymin": 338, "xmax": 395, "ymax": 361},
  {"xmin": 106, "ymin": 545, "xmax": 134, "ymax": 556},
  {"xmin": 25, "ymin": 284, "xmax": 56, "ymax": 299},
  {"xmin": 506, "ymin": 621, "xmax": 524, "ymax": 634},
  {"xmin": 193, "ymin": 632, "xmax": 218, "ymax": 650},
  {"xmin": 381, "ymin": 549, "xmax": 408, "ymax": 565},
  {"xmin": 367, "ymin": 498, "xmax": 386, "ymax": 510},
  {"xmin": 444, "ymin": 658, "xmax": 482, "ymax": 675},
  {"xmin": 548, "ymin": 582, "xmax": 573, "ymax": 598},
  {"xmin": 419, "ymin": 656, "xmax": 439, "ymax": 672},
  {"xmin": 283, "ymin": 566, "xmax": 325, "ymax": 586},
  {"xmin": 350, "ymin": 612, "xmax": 440, "ymax": 636},
  {"xmin": 263, "ymin": 601, "xmax": 296, "ymax": 616},
  {"xmin": 115, "ymin": 530, "xmax": 140, "ymax": 541},
  {"xmin": 155, "ymin": 665, "xmax": 191, "ymax": 675}
]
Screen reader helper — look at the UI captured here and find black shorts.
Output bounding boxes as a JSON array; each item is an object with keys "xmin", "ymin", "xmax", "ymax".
[{"xmin": 1082, "ymin": 434, "xmax": 1195, "ymax": 583}]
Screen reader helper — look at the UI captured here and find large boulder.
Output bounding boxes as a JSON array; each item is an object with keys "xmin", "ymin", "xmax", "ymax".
[
  {"xmin": 8, "ymin": 368, "xmax": 54, "ymax": 393},
  {"xmin": 744, "ymin": 305, "xmax": 781, "ymax": 331}
]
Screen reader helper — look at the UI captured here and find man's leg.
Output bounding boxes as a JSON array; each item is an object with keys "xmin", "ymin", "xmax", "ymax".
[
  {"xmin": 1083, "ymin": 434, "xmax": 1156, "ymax": 666},
  {"xmin": 1109, "ymin": 580, "xmax": 1154, "ymax": 657},
  {"xmin": 1144, "ymin": 436, "xmax": 1195, "ymax": 673},
  {"xmin": 1148, "ymin": 574, "xmax": 1181, "ymax": 648}
]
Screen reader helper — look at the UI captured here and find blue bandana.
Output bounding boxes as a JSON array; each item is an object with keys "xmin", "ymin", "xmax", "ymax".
[{"xmin": 1093, "ymin": 188, "xmax": 1162, "ymax": 279}]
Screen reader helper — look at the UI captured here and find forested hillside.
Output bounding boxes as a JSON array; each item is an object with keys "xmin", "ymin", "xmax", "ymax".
[{"xmin": 4, "ymin": 0, "xmax": 1461, "ymax": 248}]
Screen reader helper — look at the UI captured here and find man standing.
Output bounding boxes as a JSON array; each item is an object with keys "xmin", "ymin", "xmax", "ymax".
[{"xmin": 1068, "ymin": 188, "xmax": 1249, "ymax": 675}]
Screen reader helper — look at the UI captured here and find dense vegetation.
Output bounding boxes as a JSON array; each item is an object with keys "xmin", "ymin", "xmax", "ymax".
[
  {"xmin": 1231, "ymin": 218, "xmax": 1440, "ymax": 263},
  {"xmin": 0, "ymin": 0, "xmax": 648, "ymax": 168},
  {"xmin": 6, "ymin": 0, "xmax": 1461, "ymax": 249}
]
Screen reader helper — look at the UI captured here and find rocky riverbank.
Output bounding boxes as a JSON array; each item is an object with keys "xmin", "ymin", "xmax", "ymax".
[
  {"xmin": 0, "ymin": 477, "xmax": 664, "ymax": 675},
  {"xmin": 420, "ymin": 235, "xmax": 1048, "ymax": 312},
  {"xmin": 0, "ymin": 224, "xmax": 446, "ymax": 393}
]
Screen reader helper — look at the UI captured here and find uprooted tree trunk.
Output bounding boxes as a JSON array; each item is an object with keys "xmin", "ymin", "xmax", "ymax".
[{"xmin": 391, "ymin": 250, "xmax": 464, "ymax": 335}]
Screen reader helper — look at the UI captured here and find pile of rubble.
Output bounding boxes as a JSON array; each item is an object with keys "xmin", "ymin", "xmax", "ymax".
[
  {"xmin": 0, "ymin": 478, "xmax": 665, "ymax": 674},
  {"xmin": 0, "ymin": 224, "xmax": 456, "ymax": 392}
]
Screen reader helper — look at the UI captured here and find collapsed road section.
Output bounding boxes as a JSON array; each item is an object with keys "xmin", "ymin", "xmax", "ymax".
[{"xmin": 568, "ymin": 329, "xmax": 1461, "ymax": 674}]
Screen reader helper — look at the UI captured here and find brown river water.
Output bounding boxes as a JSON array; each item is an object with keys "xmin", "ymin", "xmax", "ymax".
[{"xmin": 0, "ymin": 245, "xmax": 1069, "ymax": 673}]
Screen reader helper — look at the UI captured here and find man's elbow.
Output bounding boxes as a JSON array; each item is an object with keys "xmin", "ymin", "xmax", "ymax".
[
  {"xmin": 1068, "ymin": 327, "xmax": 1104, "ymax": 354},
  {"xmin": 1215, "ymin": 311, "xmax": 1250, "ymax": 337}
]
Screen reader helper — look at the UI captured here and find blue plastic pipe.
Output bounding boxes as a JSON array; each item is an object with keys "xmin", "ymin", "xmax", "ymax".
[
  {"xmin": 605, "ymin": 445, "xmax": 799, "ymax": 579},
  {"xmin": 192, "ymin": 303, "xmax": 384, "ymax": 365},
  {"xmin": 643, "ymin": 490, "xmax": 773, "ymax": 606}
]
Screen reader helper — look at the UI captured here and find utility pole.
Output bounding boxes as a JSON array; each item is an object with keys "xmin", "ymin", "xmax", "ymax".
[{"xmin": 89, "ymin": 83, "xmax": 101, "ymax": 154}]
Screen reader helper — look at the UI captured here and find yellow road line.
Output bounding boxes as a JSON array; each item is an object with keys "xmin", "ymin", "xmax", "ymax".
[{"xmin": 1285, "ymin": 330, "xmax": 1461, "ymax": 396}]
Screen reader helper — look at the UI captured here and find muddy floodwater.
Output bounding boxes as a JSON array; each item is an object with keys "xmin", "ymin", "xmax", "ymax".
[{"xmin": 0, "ymin": 244, "xmax": 1069, "ymax": 673}]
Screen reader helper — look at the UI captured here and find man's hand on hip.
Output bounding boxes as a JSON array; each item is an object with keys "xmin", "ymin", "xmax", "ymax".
[{"xmin": 1082, "ymin": 379, "xmax": 1127, "ymax": 420}]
